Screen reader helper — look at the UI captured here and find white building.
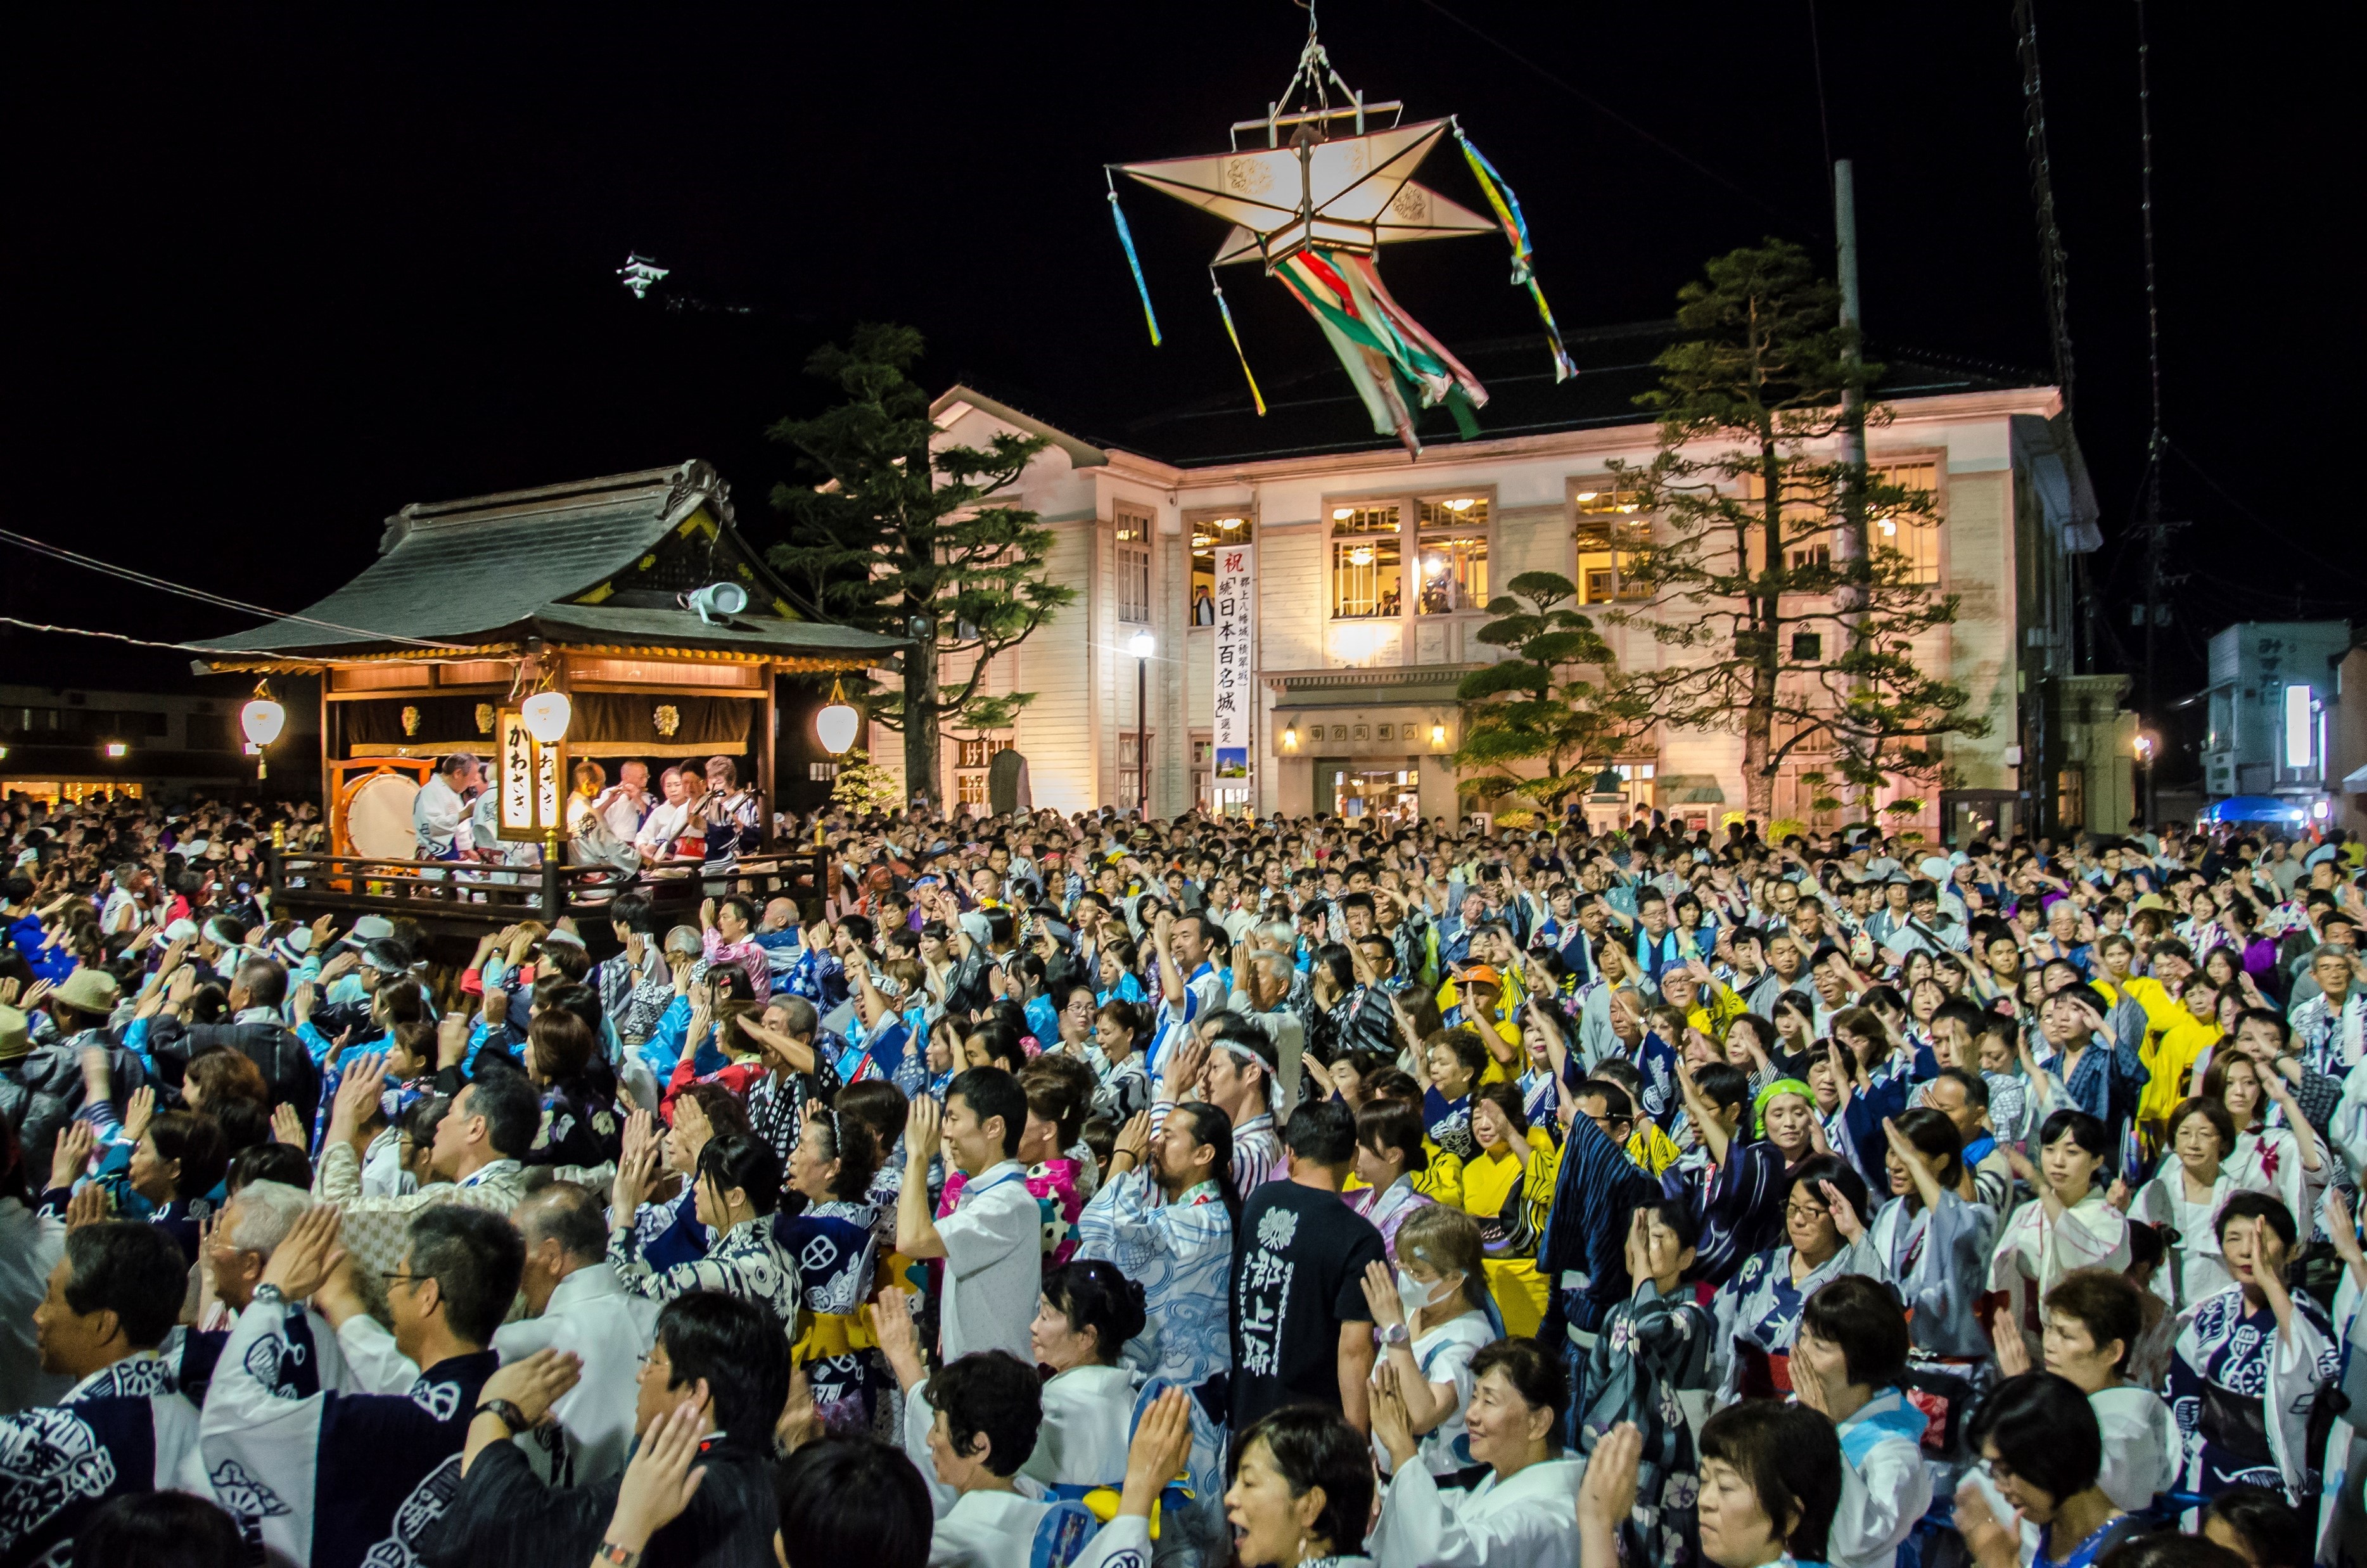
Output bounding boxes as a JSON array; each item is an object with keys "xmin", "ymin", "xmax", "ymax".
[{"xmin": 884, "ymin": 325, "xmax": 2110, "ymax": 843}]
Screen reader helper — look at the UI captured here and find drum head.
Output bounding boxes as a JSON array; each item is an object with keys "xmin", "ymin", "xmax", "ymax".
[{"xmin": 346, "ymin": 772, "xmax": 421, "ymax": 859}]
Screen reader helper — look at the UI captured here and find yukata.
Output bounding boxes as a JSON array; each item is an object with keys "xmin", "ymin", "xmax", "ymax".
[
  {"xmin": 609, "ymin": 1212, "xmax": 800, "ymax": 1328},
  {"xmin": 1579, "ymin": 1282, "xmax": 1714, "ymax": 1568},
  {"xmin": 0, "ymin": 1353, "xmax": 201, "ymax": 1566},
  {"xmin": 1680, "ymin": 1138, "xmax": 1790, "ymax": 1289},
  {"xmin": 746, "ymin": 1061, "xmax": 842, "ymax": 1179},
  {"xmin": 2168, "ymin": 1283, "xmax": 2339, "ymax": 1506},
  {"xmin": 1708, "ymin": 1237, "xmax": 1885, "ymax": 1403},
  {"xmin": 1462, "ymin": 1130, "xmax": 1559, "ymax": 1339},
  {"xmin": 1869, "ymin": 1189, "xmax": 1999, "ymax": 1488},
  {"xmin": 2292, "ymin": 990, "xmax": 2367, "ymax": 1076},
  {"xmin": 779, "ymin": 1199, "xmax": 886, "ymax": 1432},
  {"xmin": 941, "ymin": 1156, "xmax": 1085, "ymax": 1268},
  {"xmin": 1423, "ymin": 1087, "xmax": 1478, "ymax": 1162},
  {"xmin": 1985, "ymin": 1190, "xmax": 2132, "ymax": 1346},
  {"xmin": 1348, "ymin": 1173, "xmax": 1434, "ymax": 1262},
  {"xmin": 1073, "ymin": 1168, "xmax": 1235, "ymax": 1565},
  {"xmin": 1087, "ymin": 1047, "xmax": 1151, "ymax": 1123}
]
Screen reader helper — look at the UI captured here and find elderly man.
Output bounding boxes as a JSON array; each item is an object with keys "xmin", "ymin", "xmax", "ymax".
[
  {"xmin": 199, "ymin": 1204, "xmax": 524, "ymax": 1567},
  {"xmin": 146, "ymin": 954, "xmax": 318, "ymax": 1124},
  {"xmin": 2291, "ymin": 943, "xmax": 2366, "ymax": 1074},
  {"xmin": 596, "ymin": 760, "xmax": 653, "ymax": 843},
  {"xmin": 179, "ymin": 1178, "xmax": 414, "ymax": 1401},
  {"xmin": 492, "ymin": 1177, "xmax": 658, "ymax": 1484},
  {"xmin": 310, "ymin": 1054, "xmax": 538, "ymax": 1279},
  {"xmin": 413, "ymin": 753, "xmax": 483, "ymax": 862}
]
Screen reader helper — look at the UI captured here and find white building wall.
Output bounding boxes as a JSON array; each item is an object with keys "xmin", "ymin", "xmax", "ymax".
[{"xmin": 911, "ymin": 386, "xmax": 2070, "ymax": 828}]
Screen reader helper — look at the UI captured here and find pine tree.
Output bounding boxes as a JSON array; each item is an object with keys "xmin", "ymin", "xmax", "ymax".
[
  {"xmin": 1611, "ymin": 242, "xmax": 1984, "ymax": 825},
  {"xmin": 1452, "ymin": 571, "xmax": 1638, "ymax": 823},
  {"xmin": 765, "ymin": 324, "xmax": 1076, "ymax": 807}
]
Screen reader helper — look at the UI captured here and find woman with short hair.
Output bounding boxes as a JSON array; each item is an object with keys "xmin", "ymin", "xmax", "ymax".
[{"xmin": 1369, "ymin": 1338, "xmax": 1581, "ymax": 1568}]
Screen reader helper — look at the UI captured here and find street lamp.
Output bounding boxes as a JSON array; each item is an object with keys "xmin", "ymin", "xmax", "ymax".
[
  {"xmin": 1128, "ymin": 629, "xmax": 1155, "ymax": 815},
  {"xmin": 241, "ymin": 682, "xmax": 286, "ymax": 782}
]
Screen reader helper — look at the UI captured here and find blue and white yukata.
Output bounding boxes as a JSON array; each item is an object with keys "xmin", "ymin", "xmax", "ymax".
[
  {"xmin": 2169, "ymin": 1282, "xmax": 2339, "ymax": 1507},
  {"xmin": 0, "ymin": 1353, "xmax": 203, "ymax": 1567},
  {"xmin": 776, "ymin": 1199, "xmax": 884, "ymax": 1432},
  {"xmin": 1075, "ymin": 1168, "xmax": 1234, "ymax": 1562}
]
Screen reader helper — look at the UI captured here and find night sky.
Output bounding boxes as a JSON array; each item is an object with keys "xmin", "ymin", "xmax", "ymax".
[{"xmin": 2, "ymin": 4, "xmax": 2345, "ymax": 781}]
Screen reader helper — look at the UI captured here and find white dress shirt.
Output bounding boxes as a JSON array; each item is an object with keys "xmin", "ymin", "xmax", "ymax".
[
  {"xmin": 492, "ymin": 1262, "xmax": 660, "ymax": 1484},
  {"xmin": 936, "ymin": 1161, "xmax": 1042, "ymax": 1365}
]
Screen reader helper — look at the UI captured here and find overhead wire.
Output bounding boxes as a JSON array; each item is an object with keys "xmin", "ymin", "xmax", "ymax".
[
  {"xmin": 0, "ymin": 526, "xmax": 466, "ymax": 649},
  {"xmin": 1410, "ymin": 0, "xmax": 1824, "ymax": 236}
]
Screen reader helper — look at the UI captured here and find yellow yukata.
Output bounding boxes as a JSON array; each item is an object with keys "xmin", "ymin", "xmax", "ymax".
[
  {"xmin": 2140, "ymin": 1013, "xmax": 2220, "ymax": 1147},
  {"xmin": 1458, "ymin": 1127, "xmax": 1559, "ymax": 1338},
  {"xmin": 1626, "ymin": 1119, "xmax": 1681, "ymax": 1178},
  {"xmin": 1411, "ymin": 1142, "xmax": 1465, "ymax": 1210},
  {"xmin": 1685, "ymin": 981, "xmax": 1748, "ymax": 1043}
]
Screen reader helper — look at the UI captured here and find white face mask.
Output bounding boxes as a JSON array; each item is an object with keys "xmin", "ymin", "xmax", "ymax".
[{"xmin": 1396, "ymin": 1270, "xmax": 1441, "ymax": 1320}]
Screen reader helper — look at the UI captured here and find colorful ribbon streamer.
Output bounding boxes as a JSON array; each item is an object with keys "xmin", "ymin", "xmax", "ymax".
[
  {"xmin": 1209, "ymin": 269, "xmax": 1266, "ymax": 416},
  {"xmin": 1453, "ymin": 125, "xmax": 1579, "ymax": 383},
  {"xmin": 1106, "ymin": 172, "xmax": 1161, "ymax": 347}
]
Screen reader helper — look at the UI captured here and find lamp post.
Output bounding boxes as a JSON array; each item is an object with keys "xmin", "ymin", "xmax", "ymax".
[
  {"xmin": 520, "ymin": 689, "xmax": 573, "ymax": 909},
  {"xmin": 1128, "ymin": 630, "xmax": 1154, "ymax": 817}
]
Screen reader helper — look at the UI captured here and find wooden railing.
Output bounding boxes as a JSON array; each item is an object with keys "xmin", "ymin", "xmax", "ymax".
[{"xmin": 273, "ymin": 846, "xmax": 833, "ymax": 938}]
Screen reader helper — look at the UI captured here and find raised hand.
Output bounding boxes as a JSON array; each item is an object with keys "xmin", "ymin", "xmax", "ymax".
[
  {"xmin": 63, "ymin": 1184, "xmax": 110, "ymax": 1230},
  {"xmin": 1113, "ymin": 1111, "xmax": 1152, "ymax": 1169},
  {"xmin": 476, "ymin": 1348, "xmax": 583, "ymax": 1428},
  {"xmin": 611, "ymin": 1140, "xmax": 661, "ymax": 1218},
  {"xmin": 1369, "ymin": 1360, "xmax": 1419, "ymax": 1469},
  {"xmin": 606, "ymin": 1399, "xmax": 711, "ymax": 1554},
  {"xmin": 326, "ymin": 1051, "xmax": 388, "ymax": 1147},
  {"xmin": 49, "ymin": 1121, "xmax": 97, "ymax": 1193},
  {"xmin": 1820, "ymin": 1180, "xmax": 1865, "ymax": 1244},
  {"xmin": 1360, "ymin": 1257, "xmax": 1407, "ymax": 1331},
  {"xmin": 1576, "ymin": 1420, "xmax": 1643, "ymax": 1537},
  {"xmin": 436, "ymin": 1013, "xmax": 473, "ymax": 1069},
  {"xmin": 1118, "ymin": 1387, "xmax": 1196, "ymax": 1519},
  {"xmin": 905, "ymin": 1093, "xmax": 943, "ymax": 1165},
  {"xmin": 259, "ymin": 1205, "xmax": 346, "ymax": 1301},
  {"xmin": 272, "ymin": 1102, "xmax": 307, "ymax": 1149},
  {"xmin": 1989, "ymin": 1303, "xmax": 2031, "ymax": 1376},
  {"xmin": 867, "ymin": 1291, "xmax": 927, "ymax": 1392}
]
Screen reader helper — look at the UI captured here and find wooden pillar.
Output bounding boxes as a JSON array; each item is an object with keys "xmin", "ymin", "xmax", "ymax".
[{"xmin": 759, "ymin": 662, "xmax": 778, "ymax": 848}]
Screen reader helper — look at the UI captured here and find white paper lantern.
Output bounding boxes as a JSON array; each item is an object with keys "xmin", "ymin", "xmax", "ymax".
[
  {"xmin": 521, "ymin": 690, "xmax": 573, "ymax": 744},
  {"xmin": 240, "ymin": 696, "xmax": 286, "ymax": 748},
  {"xmin": 815, "ymin": 698, "xmax": 860, "ymax": 756}
]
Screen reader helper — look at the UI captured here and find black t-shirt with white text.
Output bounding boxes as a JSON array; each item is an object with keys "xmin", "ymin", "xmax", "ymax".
[{"xmin": 1228, "ymin": 1180, "xmax": 1387, "ymax": 1431}]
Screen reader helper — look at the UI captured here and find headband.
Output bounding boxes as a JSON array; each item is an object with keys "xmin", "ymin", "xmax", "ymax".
[{"xmin": 1754, "ymin": 1077, "xmax": 1816, "ymax": 1140}]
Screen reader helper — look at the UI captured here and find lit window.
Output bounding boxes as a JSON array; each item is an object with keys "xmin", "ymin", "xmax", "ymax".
[
  {"xmin": 957, "ymin": 772, "xmax": 987, "ymax": 805},
  {"xmin": 1574, "ymin": 480, "xmax": 1649, "ymax": 602},
  {"xmin": 1188, "ymin": 513, "xmax": 1253, "ymax": 625},
  {"xmin": 1417, "ymin": 535, "xmax": 1488, "ymax": 615},
  {"xmin": 1872, "ymin": 460, "xmax": 1940, "ymax": 585},
  {"xmin": 1114, "ymin": 510, "xmax": 1153, "ymax": 625},
  {"xmin": 1332, "ymin": 538, "xmax": 1401, "ymax": 618}
]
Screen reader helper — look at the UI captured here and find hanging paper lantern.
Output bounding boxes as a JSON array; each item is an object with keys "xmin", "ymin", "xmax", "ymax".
[
  {"xmin": 240, "ymin": 696, "xmax": 286, "ymax": 749},
  {"xmin": 521, "ymin": 690, "xmax": 573, "ymax": 744},
  {"xmin": 815, "ymin": 688, "xmax": 860, "ymax": 756}
]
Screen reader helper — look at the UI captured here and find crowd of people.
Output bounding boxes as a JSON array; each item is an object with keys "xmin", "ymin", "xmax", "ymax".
[{"xmin": 3, "ymin": 776, "xmax": 2362, "ymax": 1568}]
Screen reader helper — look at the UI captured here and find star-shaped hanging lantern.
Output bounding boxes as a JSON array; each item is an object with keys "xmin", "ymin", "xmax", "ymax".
[{"xmin": 1106, "ymin": 13, "xmax": 1576, "ymax": 456}]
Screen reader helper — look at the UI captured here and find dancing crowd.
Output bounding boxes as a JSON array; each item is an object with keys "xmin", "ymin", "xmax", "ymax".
[{"xmin": 3, "ymin": 775, "xmax": 2363, "ymax": 1568}]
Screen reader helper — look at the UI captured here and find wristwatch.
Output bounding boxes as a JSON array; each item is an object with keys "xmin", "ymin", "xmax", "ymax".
[
  {"xmin": 1378, "ymin": 1323, "xmax": 1410, "ymax": 1348},
  {"xmin": 476, "ymin": 1398, "xmax": 531, "ymax": 1431},
  {"xmin": 252, "ymin": 1284, "xmax": 286, "ymax": 1308},
  {"xmin": 594, "ymin": 1544, "xmax": 642, "ymax": 1567}
]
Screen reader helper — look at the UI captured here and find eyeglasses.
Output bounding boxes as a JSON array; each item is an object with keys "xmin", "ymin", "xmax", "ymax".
[
  {"xmin": 1784, "ymin": 1201, "xmax": 1832, "ymax": 1221},
  {"xmin": 1977, "ymin": 1457, "xmax": 2017, "ymax": 1484}
]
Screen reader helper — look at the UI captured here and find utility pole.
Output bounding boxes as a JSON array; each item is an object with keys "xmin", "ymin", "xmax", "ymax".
[
  {"xmin": 1832, "ymin": 160, "xmax": 1873, "ymax": 822},
  {"xmin": 2134, "ymin": 0, "xmax": 2171, "ymax": 831}
]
